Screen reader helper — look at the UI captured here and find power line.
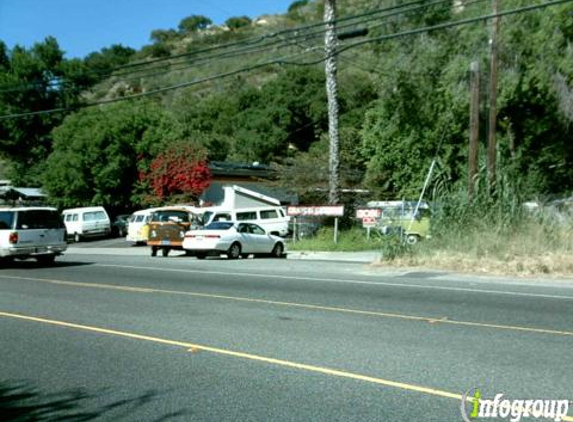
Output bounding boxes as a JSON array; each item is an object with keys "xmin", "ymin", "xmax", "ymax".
[
  {"xmin": 0, "ymin": 0, "xmax": 569, "ymax": 120},
  {"xmin": 0, "ymin": 0, "xmax": 461, "ymax": 93}
]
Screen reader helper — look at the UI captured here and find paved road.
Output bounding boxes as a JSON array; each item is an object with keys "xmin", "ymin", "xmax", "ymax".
[{"xmin": 0, "ymin": 253, "xmax": 572, "ymax": 421}]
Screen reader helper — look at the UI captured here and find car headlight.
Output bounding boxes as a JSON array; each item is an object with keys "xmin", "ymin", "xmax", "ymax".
[
  {"xmin": 179, "ymin": 231, "xmax": 185, "ymax": 238},
  {"xmin": 151, "ymin": 230, "xmax": 157, "ymax": 237}
]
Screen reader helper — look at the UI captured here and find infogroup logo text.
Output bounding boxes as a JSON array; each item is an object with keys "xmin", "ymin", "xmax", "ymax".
[{"xmin": 461, "ymin": 389, "xmax": 570, "ymax": 422}]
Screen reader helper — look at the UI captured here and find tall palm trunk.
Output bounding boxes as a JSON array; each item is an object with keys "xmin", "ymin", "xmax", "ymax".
[{"xmin": 324, "ymin": 0, "xmax": 340, "ymax": 204}]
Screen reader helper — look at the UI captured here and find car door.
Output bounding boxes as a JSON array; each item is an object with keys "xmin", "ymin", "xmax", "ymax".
[
  {"xmin": 236, "ymin": 223, "xmax": 255, "ymax": 253},
  {"xmin": 248, "ymin": 223, "xmax": 274, "ymax": 253}
]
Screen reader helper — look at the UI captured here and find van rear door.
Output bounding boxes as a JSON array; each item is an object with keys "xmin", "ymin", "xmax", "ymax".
[{"xmin": 16, "ymin": 210, "xmax": 65, "ymax": 249}]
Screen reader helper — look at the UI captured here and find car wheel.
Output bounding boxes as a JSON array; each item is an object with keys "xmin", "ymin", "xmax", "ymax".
[
  {"xmin": 196, "ymin": 253, "xmax": 206, "ymax": 260},
  {"xmin": 227, "ymin": 243, "xmax": 241, "ymax": 260},
  {"xmin": 162, "ymin": 248, "xmax": 170, "ymax": 257},
  {"xmin": 271, "ymin": 242, "xmax": 284, "ymax": 258},
  {"xmin": 406, "ymin": 234, "xmax": 420, "ymax": 245},
  {"xmin": 151, "ymin": 246, "xmax": 158, "ymax": 257},
  {"xmin": 74, "ymin": 233, "xmax": 81, "ymax": 243},
  {"xmin": 36, "ymin": 255, "xmax": 56, "ymax": 266}
]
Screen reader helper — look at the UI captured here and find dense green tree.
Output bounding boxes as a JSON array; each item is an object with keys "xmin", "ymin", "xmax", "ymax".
[
  {"xmin": 225, "ymin": 16, "xmax": 252, "ymax": 30},
  {"xmin": 0, "ymin": 37, "xmax": 91, "ymax": 185},
  {"xmin": 178, "ymin": 15, "xmax": 212, "ymax": 34},
  {"xmin": 43, "ymin": 101, "xmax": 166, "ymax": 208}
]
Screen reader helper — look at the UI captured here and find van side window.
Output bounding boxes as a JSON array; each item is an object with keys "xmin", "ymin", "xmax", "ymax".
[
  {"xmin": 72, "ymin": 214, "xmax": 79, "ymax": 222},
  {"xmin": 0, "ymin": 211, "xmax": 14, "ymax": 229},
  {"xmin": 260, "ymin": 210, "xmax": 278, "ymax": 219},
  {"xmin": 237, "ymin": 211, "xmax": 256, "ymax": 221},
  {"xmin": 214, "ymin": 213, "xmax": 231, "ymax": 222}
]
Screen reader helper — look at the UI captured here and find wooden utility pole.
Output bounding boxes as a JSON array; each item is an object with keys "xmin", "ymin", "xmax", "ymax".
[
  {"xmin": 324, "ymin": 0, "xmax": 340, "ymax": 205},
  {"xmin": 487, "ymin": 0, "xmax": 500, "ymax": 193},
  {"xmin": 469, "ymin": 61, "xmax": 480, "ymax": 199}
]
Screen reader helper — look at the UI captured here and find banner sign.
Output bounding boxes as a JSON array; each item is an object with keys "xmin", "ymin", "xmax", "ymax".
[
  {"xmin": 287, "ymin": 205, "xmax": 345, "ymax": 217},
  {"xmin": 356, "ymin": 209, "xmax": 382, "ymax": 219}
]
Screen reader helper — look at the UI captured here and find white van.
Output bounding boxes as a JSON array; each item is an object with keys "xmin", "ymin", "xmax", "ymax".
[
  {"xmin": 62, "ymin": 206, "xmax": 111, "ymax": 242},
  {"xmin": 126, "ymin": 208, "xmax": 159, "ymax": 245},
  {"xmin": 0, "ymin": 207, "xmax": 67, "ymax": 265},
  {"xmin": 202, "ymin": 206, "xmax": 290, "ymax": 236}
]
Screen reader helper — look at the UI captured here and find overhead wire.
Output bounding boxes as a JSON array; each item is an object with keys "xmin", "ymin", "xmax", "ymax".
[{"xmin": 0, "ymin": 0, "xmax": 570, "ymax": 120}]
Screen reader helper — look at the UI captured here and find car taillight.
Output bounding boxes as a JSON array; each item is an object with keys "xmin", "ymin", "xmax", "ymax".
[
  {"xmin": 185, "ymin": 234, "xmax": 196, "ymax": 238},
  {"xmin": 205, "ymin": 235, "xmax": 220, "ymax": 239},
  {"xmin": 9, "ymin": 232, "xmax": 18, "ymax": 244}
]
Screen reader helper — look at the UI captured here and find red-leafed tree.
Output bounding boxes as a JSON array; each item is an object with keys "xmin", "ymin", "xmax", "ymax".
[{"xmin": 141, "ymin": 141, "xmax": 211, "ymax": 203}]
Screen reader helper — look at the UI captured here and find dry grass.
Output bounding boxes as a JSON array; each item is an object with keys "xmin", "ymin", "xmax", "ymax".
[{"xmin": 376, "ymin": 218, "xmax": 573, "ymax": 277}]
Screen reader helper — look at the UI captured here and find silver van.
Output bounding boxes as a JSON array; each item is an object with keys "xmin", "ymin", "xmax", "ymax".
[{"xmin": 0, "ymin": 207, "xmax": 67, "ymax": 265}]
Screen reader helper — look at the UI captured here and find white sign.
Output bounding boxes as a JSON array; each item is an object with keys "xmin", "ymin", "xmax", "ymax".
[
  {"xmin": 356, "ymin": 209, "xmax": 382, "ymax": 219},
  {"xmin": 287, "ymin": 205, "xmax": 345, "ymax": 217}
]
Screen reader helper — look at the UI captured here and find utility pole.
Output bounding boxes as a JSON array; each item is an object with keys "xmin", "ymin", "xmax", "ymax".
[
  {"xmin": 487, "ymin": 0, "xmax": 500, "ymax": 194},
  {"xmin": 324, "ymin": 0, "xmax": 340, "ymax": 205},
  {"xmin": 469, "ymin": 61, "xmax": 480, "ymax": 200}
]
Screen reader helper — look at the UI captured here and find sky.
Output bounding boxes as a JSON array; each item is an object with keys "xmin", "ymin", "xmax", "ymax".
[{"xmin": 0, "ymin": 0, "xmax": 295, "ymax": 58}]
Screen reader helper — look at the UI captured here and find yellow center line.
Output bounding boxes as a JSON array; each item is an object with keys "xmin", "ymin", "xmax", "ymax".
[
  {"xmin": 1, "ymin": 310, "xmax": 571, "ymax": 422},
  {"xmin": 1, "ymin": 274, "xmax": 573, "ymax": 338},
  {"xmin": 0, "ymin": 310, "xmax": 466, "ymax": 401}
]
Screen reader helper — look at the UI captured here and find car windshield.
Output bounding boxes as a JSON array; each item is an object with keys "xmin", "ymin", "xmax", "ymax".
[
  {"xmin": 151, "ymin": 210, "xmax": 190, "ymax": 223},
  {"xmin": 204, "ymin": 222, "xmax": 234, "ymax": 230}
]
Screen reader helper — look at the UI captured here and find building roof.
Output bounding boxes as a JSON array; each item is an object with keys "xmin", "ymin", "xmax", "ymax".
[{"xmin": 0, "ymin": 186, "xmax": 47, "ymax": 199}]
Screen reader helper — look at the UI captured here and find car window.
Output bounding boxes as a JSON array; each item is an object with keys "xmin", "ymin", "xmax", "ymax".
[
  {"xmin": 0, "ymin": 211, "xmax": 14, "ymax": 230},
  {"xmin": 204, "ymin": 222, "xmax": 234, "ymax": 230},
  {"xmin": 151, "ymin": 210, "xmax": 189, "ymax": 223},
  {"xmin": 72, "ymin": 214, "xmax": 79, "ymax": 221},
  {"xmin": 135, "ymin": 215, "xmax": 145, "ymax": 223},
  {"xmin": 237, "ymin": 224, "xmax": 251, "ymax": 234},
  {"xmin": 64, "ymin": 214, "xmax": 72, "ymax": 222},
  {"xmin": 249, "ymin": 224, "xmax": 266, "ymax": 235},
  {"xmin": 16, "ymin": 210, "xmax": 64, "ymax": 230},
  {"xmin": 260, "ymin": 210, "xmax": 278, "ymax": 219},
  {"xmin": 237, "ymin": 211, "xmax": 257, "ymax": 221}
]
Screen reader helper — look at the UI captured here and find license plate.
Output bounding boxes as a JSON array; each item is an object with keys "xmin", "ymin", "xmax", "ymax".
[
  {"xmin": 161, "ymin": 240, "xmax": 171, "ymax": 246},
  {"xmin": 196, "ymin": 236, "xmax": 204, "ymax": 241},
  {"xmin": 35, "ymin": 247, "xmax": 47, "ymax": 253}
]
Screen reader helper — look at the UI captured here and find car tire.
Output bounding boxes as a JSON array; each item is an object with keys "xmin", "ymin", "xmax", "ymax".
[
  {"xmin": 271, "ymin": 242, "xmax": 284, "ymax": 258},
  {"xmin": 406, "ymin": 234, "xmax": 420, "ymax": 245},
  {"xmin": 161, "ymin": 248, "xmax": 170, "ymax": 257},
  {"xmin": 74, "ymin": 233, "xmax": 81, "ymax": 243},
  {"xmin": 36, "ymin": 255, "xmax": 56, "ymax": 266},
  {"xmin": 196, "ymin": 253, "xmax": 206, "ymax": 260},
  {"xmin": 227, "ymin": 243, "xmax": 241, "ymax": 260},
  {"xmin": 151, "ymin": 246, "xmax": 158, "ymax": 257}
]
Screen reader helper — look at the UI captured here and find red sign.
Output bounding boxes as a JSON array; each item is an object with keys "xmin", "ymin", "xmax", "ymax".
[{"xmin": 362, "ymin": 217, "xmax": 377, "ymax": 227}]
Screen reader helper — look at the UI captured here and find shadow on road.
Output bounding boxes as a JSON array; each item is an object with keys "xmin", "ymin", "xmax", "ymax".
[
  {"xmin": 0, "ymin": 260, "xmax": 94, "ymax": 270},
  {"xmin": 0, "ymin": 380, "xmax": 191, "ymax": 421}
]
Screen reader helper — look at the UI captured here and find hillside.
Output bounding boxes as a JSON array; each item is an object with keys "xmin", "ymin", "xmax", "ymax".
[{"xmin": 0, "ymin": 0, "xmax": 572, "ymax": 208}]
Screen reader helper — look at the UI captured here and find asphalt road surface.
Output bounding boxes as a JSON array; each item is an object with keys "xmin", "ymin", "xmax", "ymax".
[{"xmin": 0, "ymin": 252, "xmax": 572, "ymax": 421}]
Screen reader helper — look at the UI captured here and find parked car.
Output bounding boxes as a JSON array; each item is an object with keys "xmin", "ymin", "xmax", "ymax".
[
  {"xmin": 201, "ymin": 206, "xmax": 290, "ymax": 237},
  {"xmin": 0, "ymin": 207, "xmax": 67, "ymax": 265},
  {"xmin": 366, "ymin": 200, "xmax": 432, "ymax": 245},
  {"xmin": 62, "ymin": 206, "xmax": 111, "ymax": 242},
  {"xmin": 111, "ymin": 214, "xmax": 130, "ymax": 237},
  {"xmin": 147, "ymin": 207, "xmax": 202, "ymax": 257},
  {"xmin": 126, "ymin": 208, "xmax": 159, "ymax": 245},
  {"xmin": 183, "ymin": 221, "xmax": 286, "ymax": 260}
]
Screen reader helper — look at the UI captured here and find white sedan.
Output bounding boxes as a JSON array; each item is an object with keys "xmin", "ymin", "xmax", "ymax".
[{"xmin": 182, "ymin": 221, "xmax": 286, "ymax": 259}]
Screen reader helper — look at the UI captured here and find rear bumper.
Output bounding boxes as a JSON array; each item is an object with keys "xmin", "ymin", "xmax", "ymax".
[{"xmin": 0, "ymin": 244, "xmax": 67, "ymax": 258}]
